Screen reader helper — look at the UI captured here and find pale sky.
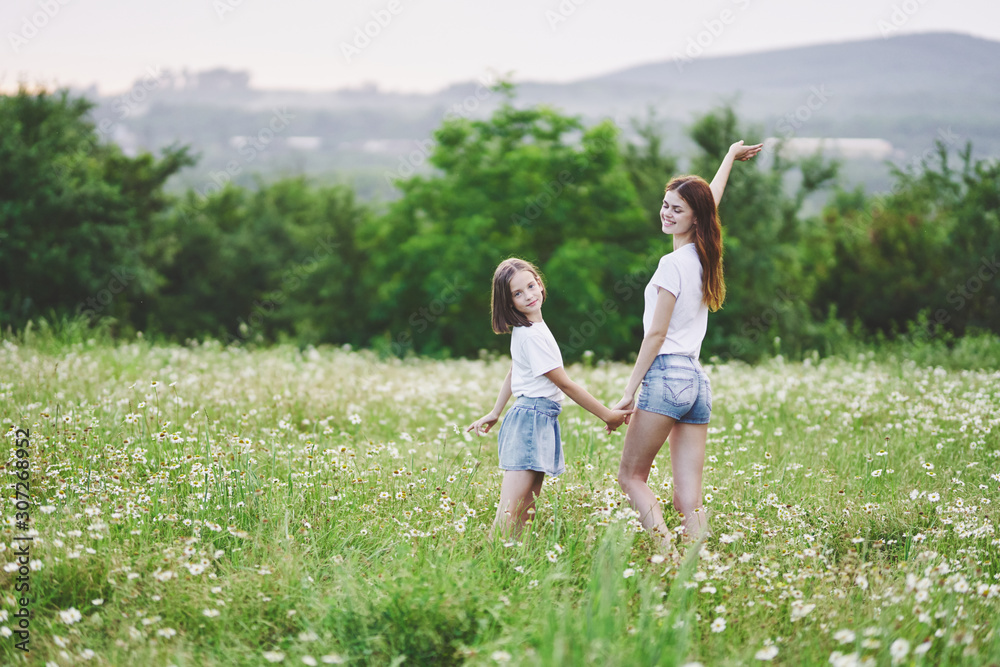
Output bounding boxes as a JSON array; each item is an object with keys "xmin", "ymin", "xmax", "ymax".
[{"xmin": 3, "ymin": 0, "xmax": 998, "ymax": 95}]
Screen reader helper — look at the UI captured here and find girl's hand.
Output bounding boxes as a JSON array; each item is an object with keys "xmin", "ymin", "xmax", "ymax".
[
  {"xmin": 467, "ymin": 412, "xmax": 500, "ymax": 436},
  {"xmin": 612, "ymin": 395, "xmax": 635, "ymax": 426},
  {"xmin": 729, "ymin": 140, "xmax": 764, "ymax": 162},
  {"xmin": 604, "ymin": 408, "xmax": 633, "ymax": 433}
]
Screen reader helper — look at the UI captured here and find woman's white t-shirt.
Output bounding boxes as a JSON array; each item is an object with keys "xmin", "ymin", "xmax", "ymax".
[
  {"xmin": 642, "ymin": 243, "xmax": 709, "ymax": 359},
  {"xmin": 510, "ymin": 321, "xmax": 564, "ymax": 403}
]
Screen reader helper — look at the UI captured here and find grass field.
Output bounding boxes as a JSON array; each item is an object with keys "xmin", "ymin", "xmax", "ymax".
[{"xmin": 1, "ymin": 334, "xmax": 998, "ymax": 666}]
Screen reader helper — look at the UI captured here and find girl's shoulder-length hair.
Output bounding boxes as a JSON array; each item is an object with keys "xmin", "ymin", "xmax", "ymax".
[{"xmin": 491, "ymin": 258, "xmax": 546, "ymax": 334}]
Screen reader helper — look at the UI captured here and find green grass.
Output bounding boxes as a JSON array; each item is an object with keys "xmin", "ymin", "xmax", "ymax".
[{"xmin": 1, "ymin": 336, "xmax": 998, "ymax": 666}]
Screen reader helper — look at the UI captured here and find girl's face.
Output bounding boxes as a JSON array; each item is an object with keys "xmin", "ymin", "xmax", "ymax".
[
  {"xmin": 660, "ymin": 190, "xmax": 696, "ymax": 239},
  {"xmin": 509, "ymin": 269, "xmax": 544, "ymax": 319}
]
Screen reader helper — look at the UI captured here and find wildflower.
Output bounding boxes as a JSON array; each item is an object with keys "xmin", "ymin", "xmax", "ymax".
[
  {"xmin": 890, "ymin": 639, "xmax": 910, "ymax": 664},
  {"xmin": 263, "ymin": 650, "xmax": 286, "ymax": 663},
  {"xmin": 491, "ymin": 651, "xmax": 512, "ymax": 664},
  {"xmin": 833, "ymin": 629, "xmax": 855, "ymax": 644},
  {"xmin": 790, "ymin": 600, "xmax": 815, "ymax": 621},
  {"xmin": 202, "ymin": 609, "xmax": 220, "ymax": 618},
  {"xmin": 59, "ymin": 608, "xmax": 82, "ymax": 625},
  {"xmin": 302, "ymin": 657, "xmax": 318, "ymax": 666},
  {"xmin": 546, "ymin": 551, "xmax": 558, "ymax": 563},
  {"xmin": 320, "ymin": 655, "xmax": 346, "ymax": 664},
  {"xmin": 349, "ymin": 414, "xmax": 362, "ymax": 425},
  {"xmin": 156, "ymin": 628, "xmax": 177, "ymax": 638},
  {"xmin": 871, "ymin": 469, "xmax": 882, "ymax": 477},
  {"xmin": 928, "ymin": 492, "xmax": 940, "ymax": 502},
  {"xmin": 755, "ymin": 646, "xmax": 778, "ymax": 661},
  {"xmin": 711, "ymin": 617, "xmax": 726, "ymax": 633},
  {"xmin": 623, "ymin": 568, "xmax": 635, "ymax": 579}
]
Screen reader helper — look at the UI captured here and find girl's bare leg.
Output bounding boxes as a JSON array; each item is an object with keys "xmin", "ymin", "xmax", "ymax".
[
  {"xmin": 617, "ymin": 408, "xmax": 676, "ymax": 549},
  {"xmin": 668, "ymin": 421, "xmax": 709, "ymax": 541},
  {"xmin": 492, "ymin": 470, "xmax": 546, "ymax": 540}
]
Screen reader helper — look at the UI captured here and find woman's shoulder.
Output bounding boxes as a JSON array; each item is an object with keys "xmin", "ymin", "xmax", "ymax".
[{"xmin": 664, "ymin": 244, "xmax": 700, "ymax": 266}]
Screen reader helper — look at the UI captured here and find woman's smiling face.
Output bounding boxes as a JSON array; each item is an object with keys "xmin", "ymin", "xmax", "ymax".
[{"xmin": 660, "ymin": 190, "xmax": 696, "ymax": 238}]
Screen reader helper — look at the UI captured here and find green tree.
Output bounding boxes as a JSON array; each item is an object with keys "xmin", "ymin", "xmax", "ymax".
[
  {"xmin": 815, "ymin": 142, "xmax": 1000, "ymax": 338},
  {"xmin": 364, "ymin": 91, "xmax": 649, "ymax": 359},
  {"xmin": 143, "ymin": 177, "xmax": 368, "ymax": 344},
  {"xmin": 0, "ymin": 87, "xmax": 192, "ymax": 331}
]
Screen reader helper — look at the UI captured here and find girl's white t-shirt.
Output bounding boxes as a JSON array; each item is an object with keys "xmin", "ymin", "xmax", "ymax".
[
  {"xmin": 510, "ymin": 321, "xmax": 564, "ymax": 403},
  {"xmin": 642, "ymin": 243, "xmax": 709, "ymax": 359}
]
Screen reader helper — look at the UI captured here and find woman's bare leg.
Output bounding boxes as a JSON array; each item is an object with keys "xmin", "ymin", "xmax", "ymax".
[
  {"xmin": 617, "ymin": 408, "xmax": 676, "ymax": 549},
  {"xmin": 668, "ymin": 421, "xmax": 709, "ymax": 541}
]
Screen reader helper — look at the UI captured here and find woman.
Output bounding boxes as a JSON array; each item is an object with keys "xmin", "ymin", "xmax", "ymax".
[{"xmin": 613, "ymin": 140, "xmax": 762, "ymax": 549}]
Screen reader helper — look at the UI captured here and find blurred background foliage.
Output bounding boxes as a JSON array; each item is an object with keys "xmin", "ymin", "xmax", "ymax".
[{"xmin": 2, "ymin": 85, "xmax": 998, "ymax": 361}]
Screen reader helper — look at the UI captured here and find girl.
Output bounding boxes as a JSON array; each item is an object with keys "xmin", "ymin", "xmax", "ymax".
[
  {"xmin": 613, "ymin": 140, "xmax": 763, "ymax": 549},
  {"xmin": 468, "ymin": 258, "xmax": 632, "ymax": 538}
]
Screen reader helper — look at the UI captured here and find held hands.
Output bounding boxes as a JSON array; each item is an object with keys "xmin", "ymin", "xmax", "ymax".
[
  {"xmin": 608, "ymin": 395, "xmax": 636, "ymax": 432},
  {"xmin": 466, "ymin": 412, "xmax": 500, "ymax": 436},
  {"xmin": 729, "ymin": 140, "xmax": 764, "ymax": 162},
  {"xmin": 604, "ymin": 407, "xmax": 633, "ymax": 433}
]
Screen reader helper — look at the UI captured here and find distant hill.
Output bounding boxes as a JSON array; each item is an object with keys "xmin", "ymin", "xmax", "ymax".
[{"xmin": 77, "ymin": 32, "xmax": 1000, "ymax": 201}]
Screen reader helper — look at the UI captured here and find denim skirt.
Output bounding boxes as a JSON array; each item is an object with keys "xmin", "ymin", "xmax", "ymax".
[
  {"xmin": 637, "ymin": 354, "xmax": 712, "ymax": 424},
  {"xmin": 496, "ymin": 396, "xmax": 565, "ymax": 476}
]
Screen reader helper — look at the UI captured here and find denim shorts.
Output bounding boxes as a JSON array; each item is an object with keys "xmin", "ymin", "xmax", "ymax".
[
  {"xmin": 637, "ymin": 354, "xmax": 712, "ymax": 424},
  {"xmin": 496, "ymin": 396, "xmax": 565, "ymax": 476}
]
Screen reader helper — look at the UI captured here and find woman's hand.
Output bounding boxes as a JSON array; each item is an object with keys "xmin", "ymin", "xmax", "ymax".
[
  {"xmin": 467, "ymin": 412, "xmax": 500, "ymax": 436},
  {"xmin": 604, "ymin": 408, "xmax": 633, "ymax": 433},
  {"xmin": 612, "ymin": 395, "xmax": 635, "ymax": 425},
  {"xmin": 729, "ymin": 140, "xmax": 764, "ymax": 162}
]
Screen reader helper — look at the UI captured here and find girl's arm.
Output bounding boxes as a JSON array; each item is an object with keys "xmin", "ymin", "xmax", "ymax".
[
  {"xmin": 467, "ymin": 366, "xmax": 513, "ymax": 435},
  {"xmin": 710, "ymin": 140, "xmax": 764, "ymax": 206},
  {"xmin": 613, "ymin": 288, "xmax": 676, "ymax": 413},
  {"xmin": 544, "ymin": 367, "xmax": 632, "ymax": 430}
]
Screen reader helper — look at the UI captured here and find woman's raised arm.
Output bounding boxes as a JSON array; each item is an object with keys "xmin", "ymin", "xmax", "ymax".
[{"xmin": 709, "ymin": 140, "xmax": 764, "ymax": 206}]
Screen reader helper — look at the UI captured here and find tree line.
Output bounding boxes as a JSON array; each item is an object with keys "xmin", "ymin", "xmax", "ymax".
[{"xmin": 2, "ymin": 85, "xmax": 997, "ymax": 360}]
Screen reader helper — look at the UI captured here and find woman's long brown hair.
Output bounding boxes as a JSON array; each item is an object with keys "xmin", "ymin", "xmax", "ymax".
[{"xmin": 665, "ymin": 176, "xmax": 726, "ymax": 311}]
